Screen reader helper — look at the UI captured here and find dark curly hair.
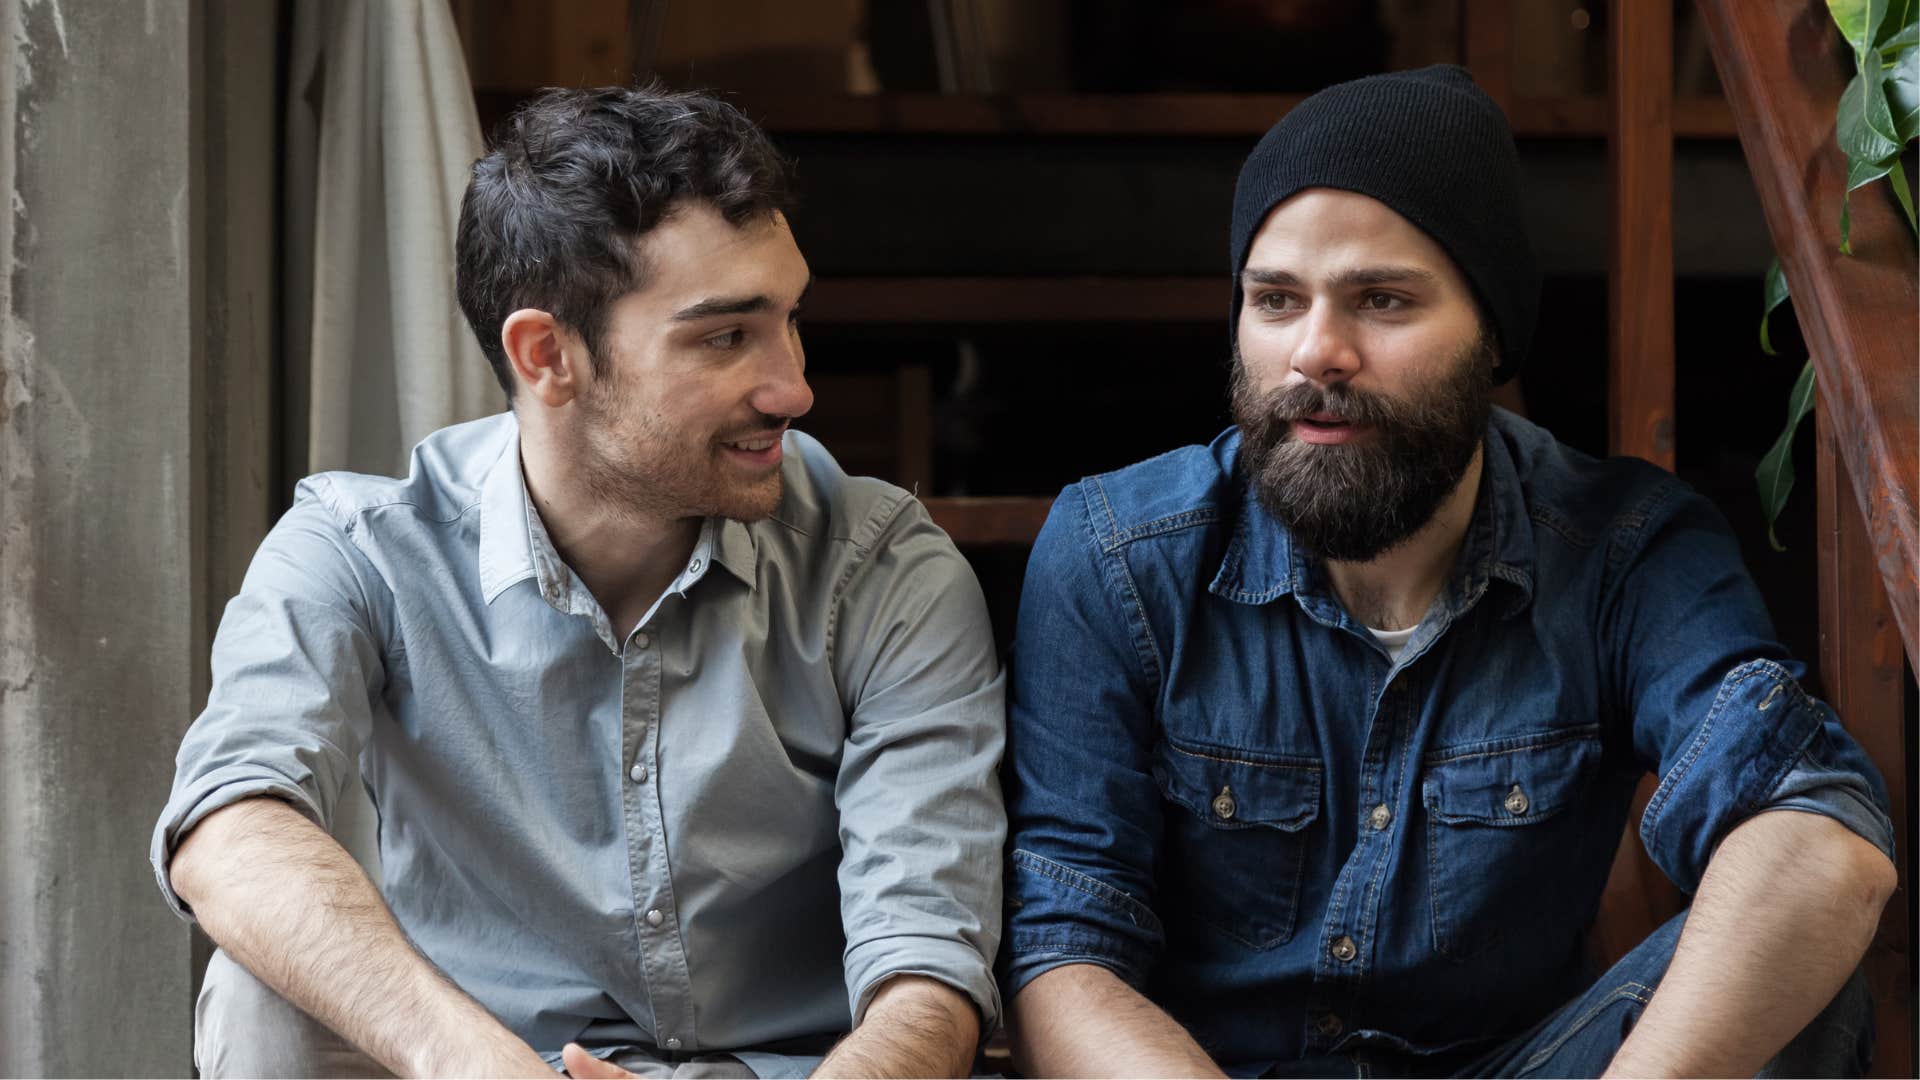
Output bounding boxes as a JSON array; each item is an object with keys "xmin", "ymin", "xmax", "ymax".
[{"xmin": 456, "ymin": 85, "xmax": 796, "ymax": 397}]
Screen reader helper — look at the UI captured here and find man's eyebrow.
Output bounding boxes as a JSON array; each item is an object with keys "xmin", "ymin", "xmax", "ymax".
[
  {"xmin": 1334, "ymin": 265, "xmax": 1437, "ymax": 288},
  {"xmin": 1239, "ymin": 266, "xmax": 1437, "ymax": 288},
  {"xmin": 1241, "ymin": 268, "xmax": 1301, "ymax": 287},
  {"xmin": 671, "ymin": 294, "xmax": 774, "ymax": 322},
  {"xmin": 670, "ymin": 274, "xmax": 814, "ymax": 322}
]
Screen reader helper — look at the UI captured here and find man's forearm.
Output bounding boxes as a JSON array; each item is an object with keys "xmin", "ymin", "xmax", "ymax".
[
  {"xmin": 814, "ymin": 975, "xmax": 979, "ymax": 1078},
  {"xmin": 1009, "ymin": 962, "xmax": 1225, "ymax": 1078},
  {"xmin": 170, "ymin": 797, "xmax": 550, "ymax": 1078},
  {"xmin": 1604, "ymin": 810, "xmax": 1895, "ymax": 1078}
]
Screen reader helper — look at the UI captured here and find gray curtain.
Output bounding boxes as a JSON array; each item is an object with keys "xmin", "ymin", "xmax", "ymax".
[{"xmin": 285, "ymin": 0, "xmax": 498, "ymax": 485}]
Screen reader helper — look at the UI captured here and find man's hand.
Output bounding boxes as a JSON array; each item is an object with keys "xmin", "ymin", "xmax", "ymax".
[
  {"xmin": 1602, "ymin": 810, "xmax": 1894, "ymax": 1077},
  {"xmin": 813, "ymin": 975, "xmax": 979, "ymax": 1078},
  {"xmin": 562, "ymin": 1043, "xmax": 637, "ymax": 1078},
  {"xmin": 1008, "ymin": 963, "xmax": 1224, "ymax": 1078}
]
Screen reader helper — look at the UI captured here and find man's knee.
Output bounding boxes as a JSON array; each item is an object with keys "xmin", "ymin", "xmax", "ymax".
[{"xmin": 195, "ymin": 950, "xmax": 393, "ymax": 1079}]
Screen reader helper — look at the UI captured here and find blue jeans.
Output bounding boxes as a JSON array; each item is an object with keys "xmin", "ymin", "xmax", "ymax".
[{"xmin": 1264, "ymin": 910, "xmax": 1875, "ymax": 1078}]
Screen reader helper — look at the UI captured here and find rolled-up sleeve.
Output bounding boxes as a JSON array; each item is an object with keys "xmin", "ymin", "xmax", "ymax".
[
  {"xmin": 998, "ymin": 484, "xmax": 1167, "ymax": 999},
  {"xmin": 832, "ymin": 494, "xmax": 1007, "ymax": 1031},
  {"xmin": 1605, "ymin": 482, "xmax": 1894, "ymax": 895},
  {"xmin": 150, "ymin": 482, "xmax": 389, "ymax": 920}
]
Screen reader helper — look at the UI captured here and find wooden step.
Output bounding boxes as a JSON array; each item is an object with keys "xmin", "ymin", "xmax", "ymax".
[{"xmin": 923, "ymin": 496, "xmax": 1051, "ymax": 547}]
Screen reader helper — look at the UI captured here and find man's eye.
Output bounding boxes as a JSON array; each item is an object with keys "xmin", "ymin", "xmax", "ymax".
[
  {"xmin": 1256, "ymin": 292, "xmax": 1300, "ymax": 313},
  {"xmin": 1362, "ymin": 292, "xmax": 1406, "ymax": 311},
  {"xmin": 705, "ymin": 329, "xmax": 745, "ymax": 350}
]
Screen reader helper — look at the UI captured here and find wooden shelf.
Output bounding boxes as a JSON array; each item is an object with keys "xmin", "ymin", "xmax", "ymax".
[
  {"xmin": 806, "ymin": 276, "xmax": 1223, "ymax": 325},
  {"xmin": 924, "ymin": 496, "xmax": 1051, "ymax": 547},
  {"xmin": 477, "ymin": 88, "xmax": 1739, "ymax": 140}
]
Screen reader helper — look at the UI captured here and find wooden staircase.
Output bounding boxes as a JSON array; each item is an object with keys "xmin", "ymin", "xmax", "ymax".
[{"xmin": 1698, "ymin": 1, "xmax": 1917, "ymax": 1074}]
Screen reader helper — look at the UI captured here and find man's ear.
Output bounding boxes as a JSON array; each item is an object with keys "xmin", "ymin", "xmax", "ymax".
[{"xmin": 501, "ymin": 308, "xmax": 587, "ymax": 408}]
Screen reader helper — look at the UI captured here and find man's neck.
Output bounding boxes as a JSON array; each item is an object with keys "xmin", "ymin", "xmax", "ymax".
[
  {"xmin": 518, "ymin": 424, "xmax": 701, "ymax": 637},
  {"xmin": 1324, "ymin": 448, "xmax": 1483, "ymax": 633}
]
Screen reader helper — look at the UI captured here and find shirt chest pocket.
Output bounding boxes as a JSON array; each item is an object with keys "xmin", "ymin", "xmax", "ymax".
[
  {"xmin": 1153, "ymin": 741, "xmax": 1322, "ymax": 950},
  {"xmin": 1422, "ymin": 729, "xmax": 1602, "ymax": 963}
]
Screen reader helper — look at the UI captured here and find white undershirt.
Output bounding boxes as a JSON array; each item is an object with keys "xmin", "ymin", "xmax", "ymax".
[{"xmin": 1368, "ymin": 623, "xmax": 1418, "ymax": 663}]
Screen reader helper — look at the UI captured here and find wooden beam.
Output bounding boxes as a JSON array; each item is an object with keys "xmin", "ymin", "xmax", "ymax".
[
  {"xmin": 1461, "ymin": 0, "xmax": 1514, "ymax": 113},
  {"xmin": 1607, "ymin": 0, "xmax": 1677, "ymax": 468},
  {"xmin": 473, "ymin": 87, "xmax": 1740, "ymax": 140},
  {"xmin": 924, "ymin": 496, "xmax": 1051, "ymax": 547},
  {"xmin": 1817, "ymin": 396, "xmax": 1913, "ymax": 1079},
  {"xmin": 1698, "ymin": 0, "xmax": 1920, "ymax": 667},
  {"xmin": 805, "ymin": 276, "xmax": 1224, "ymax": 325}
]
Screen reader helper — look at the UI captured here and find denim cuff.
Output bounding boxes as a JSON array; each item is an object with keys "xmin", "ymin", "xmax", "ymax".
[{"xmin": 998, "ymin": 848, "xmax": 1161, "ymax": 997}]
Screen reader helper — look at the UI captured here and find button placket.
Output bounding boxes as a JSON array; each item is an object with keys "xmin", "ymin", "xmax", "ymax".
[{"xmin": 619, "ymin": 621, "xmax": 697, "ymax": 1053}]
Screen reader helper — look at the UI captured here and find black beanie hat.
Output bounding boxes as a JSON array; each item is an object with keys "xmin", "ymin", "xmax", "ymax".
[{"xmin": 1229, "ymin": 65, "xmax": 1538, "ymax": 384}]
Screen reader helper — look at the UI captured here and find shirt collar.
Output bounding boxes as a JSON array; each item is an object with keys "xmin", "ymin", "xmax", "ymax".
[
  {"xmin": 477, "ymin": 431, "xmax": 761, "ymax": 607},
  {"xmin": 1207, "ymin": 422, "xmax": 1536, "ymax": 620},
  {"xmin": 477, "ymin": 432, "xmax": 539, "ymax": 605}
]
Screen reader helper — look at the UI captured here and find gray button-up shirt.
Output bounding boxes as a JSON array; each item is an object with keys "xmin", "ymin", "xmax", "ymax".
[{"xmin": 152, "ymin": 413, "xmax": 1006, "ymax": 1065}]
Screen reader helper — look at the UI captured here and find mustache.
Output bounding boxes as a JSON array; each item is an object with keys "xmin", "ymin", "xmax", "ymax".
[{"xmin": 1252, "ymin": 378, "xmax": 1415, "ymax": 431}]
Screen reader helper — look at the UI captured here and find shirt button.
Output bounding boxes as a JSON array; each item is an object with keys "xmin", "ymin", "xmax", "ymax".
[
  {"xmin": 1211, "ymin": 786, "xmax": 1237, "ymax": 821},
  {"xmin": 1369, "ymin": 804, "xmax": 1392, "ymax": 831},
  {"xmin": 645, "ymin": 908, "xmax": 664, "ymax": 927},
  {"xmin": 1317, "ymin": 1013, "xmax": 1344, "ymax": 1038},
  {"xmin": 688, "ymin": 558, "xmax": 702, "ymax": 574},
  {"xmin": 664, "ymin": 1037, "xmax": 682, "ymax": 1051},
  {"xmin": 1505, "ymin": 785, "xmax": 1530, "ymax": 815},
  {"xmin": 1330, "ymin": 935, "xmax": 1357, "ymax": 962},
  {"xmin": 629, "ymin": 763, "xmax": 647, "ymax": 783},
  {"xmin": 634, "ymin": 632, "xmax": 651, "ymax": 649}
]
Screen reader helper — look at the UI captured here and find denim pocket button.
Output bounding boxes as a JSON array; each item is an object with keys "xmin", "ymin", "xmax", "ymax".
[
  {"xmin": 1211, "ymin": 787, "xmax": 1237, "ymax": 820},
  {"xmin": 1504, "ymin": 785, "xmax": 1529, "ymax": 815},
  {"xmin": 1369, "ymin": 803, "xmax": 1393, "ymax": 831},
  {"xmin": 1329, "ymin": 935, "xmax": 1357, "ymax": 962}
]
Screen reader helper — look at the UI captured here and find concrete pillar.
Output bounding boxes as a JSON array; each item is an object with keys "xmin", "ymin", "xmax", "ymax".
[{"xmin": 0, "ymin": 0, "xmax": 277, "ymax": 1072}]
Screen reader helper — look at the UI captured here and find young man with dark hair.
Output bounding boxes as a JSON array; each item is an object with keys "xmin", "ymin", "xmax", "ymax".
[
  {"xmin": 155, "ymin": 87, "xmax": 1003, "ymax": 1079},
  {"xmin": 1000, "ymin": 66, "xmax": 1896, "ymax": 1078}
]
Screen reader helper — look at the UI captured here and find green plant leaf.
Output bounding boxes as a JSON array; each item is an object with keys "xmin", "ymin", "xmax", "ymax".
[
  {"xmin": 1876, "ymin": 0, "xmax": 1917, "ymax": 46},
  {"xmin": 1890, "ymin": 156, "xmax": 1919, "ymax": 230},
  {"xmin": 1886, "ymin": 49, "xmax": 1919, "ymax": 141},
  {"xmin": 1840, "ymin": 189, "xmax": 1855, "ymax": 252},
  {"xmin": 1831, "ymin": 0, "xmax": 1879, "ymax": 53},
  {"xmin": 1840, "ymin": 61, "xmax": 1903, "ymax": 164},
  {"xmin": 1848, "ymin": 150, "xmax": 1898, "ymax": 189},
  {"xmin": 1759, "ymin": 258, "xmax": 1791, "ymax": 355},
  {"xmin": 1885, "ymin": 21, "xmax": 1920, "ymax": 52},
  {"xmin": 1757, "ymin": 360, "xmax": 1818, "ymax": 551}
]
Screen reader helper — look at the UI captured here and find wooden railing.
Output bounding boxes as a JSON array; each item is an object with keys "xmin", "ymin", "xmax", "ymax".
[{"xmin": 1698, "ymin": 1, "xmax": 1918, "ymax": 1075}]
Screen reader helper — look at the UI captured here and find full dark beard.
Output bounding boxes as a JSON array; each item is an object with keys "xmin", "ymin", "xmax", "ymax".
[{"xmin": 1231, "ymin": 337, "xmax": 1495, "ymax": 563}]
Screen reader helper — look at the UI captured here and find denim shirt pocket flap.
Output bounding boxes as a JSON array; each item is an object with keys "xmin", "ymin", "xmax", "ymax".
[
  {"xmin": 1423, "ymin": 730, "xmax": 1601, "ymax": 827},
  {"xmin": 1153, "ymin": 741, "xmax": 1322, "ymax": 832}
]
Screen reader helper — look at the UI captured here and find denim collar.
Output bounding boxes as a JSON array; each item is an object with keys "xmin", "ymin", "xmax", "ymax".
[{"xmin": 1206, "ymin": 420, "xmax": 1536, "ymax": 621}]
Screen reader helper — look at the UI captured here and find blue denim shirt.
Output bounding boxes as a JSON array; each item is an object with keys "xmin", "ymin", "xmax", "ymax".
[{"xmin": 1001, "ymin": 410, "xmax": 1893, "ymax": 1075}]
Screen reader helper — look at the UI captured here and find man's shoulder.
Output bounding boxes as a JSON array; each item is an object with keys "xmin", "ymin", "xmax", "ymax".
[
  {"xmin": 761, "ymin": 429, "xmax": 919, "ymax": 552},
  {"xmin": 1062, "ymin": 434, "xmax": 1239, "ymax": 551},
  {"xmin": 292, "ymin": 413, "xmax": 515, "ymax": 532},
  {"xmin": 1490, "ymin": 408, "xmax": 1696, "ymax": 552}
]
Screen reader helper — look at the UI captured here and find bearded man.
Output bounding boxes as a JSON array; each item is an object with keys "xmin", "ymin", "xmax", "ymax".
[
  {"xmin": 999, "ymin": 66, "xmax": 1895, "ymax": 1078},
  {"xmin": 153, "ymin": 87, "xmax": 1002, "ymax": 1079}
]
